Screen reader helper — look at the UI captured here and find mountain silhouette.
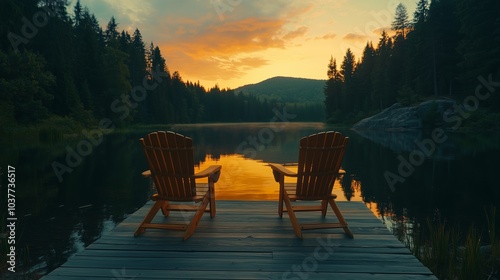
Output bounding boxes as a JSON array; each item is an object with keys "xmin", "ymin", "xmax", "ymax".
[{"xmin": 235, "ymin": 76, "xmax": 326, "ymax": 103}]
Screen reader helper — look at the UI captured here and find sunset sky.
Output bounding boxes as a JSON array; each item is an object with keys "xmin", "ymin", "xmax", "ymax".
[{"xmin": 75, "ymin": 0, "xmax": 417, "ymax": 89}]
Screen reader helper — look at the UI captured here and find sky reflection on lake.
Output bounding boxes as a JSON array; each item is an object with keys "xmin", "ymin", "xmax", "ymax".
[{"xmin": 194, "ymin": 153, "xmax": 365, "ymax": 202}]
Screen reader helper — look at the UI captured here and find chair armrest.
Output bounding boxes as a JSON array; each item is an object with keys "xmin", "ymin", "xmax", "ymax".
[
  {"xmin": 268, "ymin": 163, "xmax": 297, "ymax": 178},
  {"xmin": 194, "ymin": 165, "xmax": 222, "ymax": 182},
  {"xmin": 142, "ymin": 170, "xmax": 151, "ymax": 177}
]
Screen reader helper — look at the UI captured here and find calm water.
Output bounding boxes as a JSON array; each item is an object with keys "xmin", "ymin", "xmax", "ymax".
[{"xmin": 1, "ymin": 122, "xmax": 500, "ymax": 277}]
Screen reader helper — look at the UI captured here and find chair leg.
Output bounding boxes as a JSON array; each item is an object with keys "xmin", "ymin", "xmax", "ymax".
[
  {"xmin": 328, "ymin": 199, "xmax": 353, "ymax": 239},
  {"xmin": 283, "ymin": 192, "xmax": 303, "ymax": 239},
  {"xmin": 160, "ymin": 201, "xmax": 170, "ymax": 217},
  {"xmin": 184, "ymin": 195, "xmax": 210, "ymax": 240},
  {"xmin": 209, "ymin": 182, "xmax": 216, "ymax": 218},
  {"xmin": 134, "ymin": 201, "xmax": 162, "ymax": 237},
  {"xmin": 278, "ymin": 180, "xmax": 284, "ymax": 218},
  {"xmin": 321, "ymin": 199, "xmax": 328, "ymax": 217}
]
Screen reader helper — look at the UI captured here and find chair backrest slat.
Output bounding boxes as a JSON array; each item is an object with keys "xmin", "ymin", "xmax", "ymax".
[
  {"xmin": 296, "ymin": 131, "xmax": 348, "ymax": 197},
  {"xmin": 140, "ymin": 131, "xmax": 196, "ymax": 199}
]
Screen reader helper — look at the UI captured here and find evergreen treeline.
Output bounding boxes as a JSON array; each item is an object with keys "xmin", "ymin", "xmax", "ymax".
[
  {"xmin": 0, "ymin": 0, "xmax": 292, "ymax": 129},
  {"xmin": 324, "ymin": 0, "xmax": 500, "ymax": 124}
]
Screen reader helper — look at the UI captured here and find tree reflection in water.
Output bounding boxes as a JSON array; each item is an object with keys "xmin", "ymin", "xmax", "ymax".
[{"xmin": 1, "ymin": 123, "xmax": 499, "ymax": 277}]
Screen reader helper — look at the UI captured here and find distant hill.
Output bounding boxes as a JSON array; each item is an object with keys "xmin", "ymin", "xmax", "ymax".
[{"xmin": 234, "ymin": 76, "xmax": 326, "ymax": 103}]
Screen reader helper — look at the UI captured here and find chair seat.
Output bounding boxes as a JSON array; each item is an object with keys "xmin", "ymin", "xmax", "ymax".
[{"xmin": 284, "ymin": 183, "xmax": 338, "ymax": 200}]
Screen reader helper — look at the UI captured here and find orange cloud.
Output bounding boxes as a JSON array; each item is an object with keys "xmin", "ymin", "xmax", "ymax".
[
  {"xmin": 162, "ymin": 17, "xmax": 287, "ymax": 59},
  {"xmin": 315, "ymin": 32, "xmax": 336, "ymax": 40},
  {"xmin": 161, "ymin": 46, "xmax": 269, "ymax": 84},
  {"xmin": 373, "ymin": 27, "xmax": 397, "ymax": 37},
  {"xmin": 343, "ymin": 33, "xmax": 369, "ymax": 43},
  {"xmin": 153, "ymin": 1, "xmax": 314, "ymax": 87},
  {"xmin": 283, "ymin": 26, "xmax": 308, "ymax": 40},
  {"xmin": 158, "ymin": 13, "xmax": 306, "ymax": 85}
]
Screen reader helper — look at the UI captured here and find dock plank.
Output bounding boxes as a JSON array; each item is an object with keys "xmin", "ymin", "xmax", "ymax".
[{"xmin": 43, "ymin": 201, "xmax": 436, "ymax": 279}]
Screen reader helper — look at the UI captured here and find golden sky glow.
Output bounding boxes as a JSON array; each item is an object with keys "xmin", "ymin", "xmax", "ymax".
[{"xmin": 77, "ymin": 0, "xmax": 416, "ymax": 89}]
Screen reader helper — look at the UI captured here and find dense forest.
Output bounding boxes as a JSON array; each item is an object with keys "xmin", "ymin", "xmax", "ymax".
[
  {"xmin": 1, "ymin": 0, "xmax": 499, "ymax": 131},
  {"xmin": 324, "ymin": 0, "xmax": 500, "ymax": 125},
  {"xmin": 0, "ymin": 0, "xmax": 322, "ymax": 131}
]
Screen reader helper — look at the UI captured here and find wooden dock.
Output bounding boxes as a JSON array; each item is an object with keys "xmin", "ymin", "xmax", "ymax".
[{"xmin": 43, "ymin": 201, "xmax": 437, "ymax": 279}]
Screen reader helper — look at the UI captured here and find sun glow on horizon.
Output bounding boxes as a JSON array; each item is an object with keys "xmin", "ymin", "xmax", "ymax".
[{"xmin": 76, "ymin": 0, "xmax": 416, "ymax": 89}]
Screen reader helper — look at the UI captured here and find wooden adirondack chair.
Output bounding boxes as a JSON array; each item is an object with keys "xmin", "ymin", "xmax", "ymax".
[
  {"xmin": 134, "ymin": 131, "xmax": 221, "ymax": 240},
  {"xmin": 269, "ymin": 131, "xmax": 353, "ymax": 239}
]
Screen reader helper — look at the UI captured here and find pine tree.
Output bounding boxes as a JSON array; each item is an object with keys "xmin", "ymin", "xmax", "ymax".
[
  {"xmin": 457, "ymin": 0, "xmax": 500, "ymax": 87},
  {"xmin": 392, "ymin": 3, "xmax": 410, "ymax": 38},
  {"xmin": 405, "ymin": 0, "xmax": 433, "ymax": 99},
  {"xmin": 119, "ymin": 30, "xmax": 131, "ymax": 53},
  {"xmin": 352, "ymin": 43, "xmax": 376, "ymax": 111},
  {"xmin": 100, "ymin": 46, "xmax": 131, "ymax": 124},
  {"xmin": 31, "ymin": 0, "xmax": 83, "ymax": 117},
  {"xmin": 340, "ymin": 49, "xmax": 355, "ymax": 84},
  {"xmin": 456, "ymin": 0, "xmax": 500, "ymax": 108},
  {"xmin": 372, "ymin": 31, "xmax": 393, "ymax": 110},
  {"xmin": 73, "ymin": 6, "xmax": 104, "ymax": 112},
  {"xmin": 105, "ymin": 17, "xmax": 119, "ymax": 47},
  {"xmin": 413, "ymin": 0, "xmax": 428, "ymax": 27},
  {"xmin": 427, "ymin": 0, "xmax": 461, "ymax": 96},
  {"xmin": 145, "ymin": 43, "xmax": 172, "ymax": 123},
  {"xmin": 340, "ymin": 48, "xmax": 356, "ymax": 115},
  {"xmin": 129, "ymin": 29, "xmax": 148, "ymax": 121},
  {"xmin": 74, "ymin": 0, "xmax": 83, "ymax": 27},
  {"xmin": 130, "ymin": 29, "xmax": 147, "ymax": 85},
  {"xmin": 324, "ymin": 57, "xmax": 342, "ymax": 121}
]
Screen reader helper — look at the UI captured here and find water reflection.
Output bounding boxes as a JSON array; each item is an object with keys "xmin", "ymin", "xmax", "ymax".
[
  {"xmin": 175, "ymin": 122, "xmax": 328, "ymax": 164},
  {"xmin": 194, "ymin": 154, "xmax": 363, "ymax": 201},
  {"xmin": 349, "ymin": 129, "xmax": 500, "ymax": 235},
  {"xmin": 0, "ymin": 132, "xmax": 151, "ymax": 276},
  {"xmin": 353, "ymin": 129, "xmax": 455, "ymax": 160},
  {"xmin": 1, "ymin": 123, "xmax": 499, "ymax": 277}
]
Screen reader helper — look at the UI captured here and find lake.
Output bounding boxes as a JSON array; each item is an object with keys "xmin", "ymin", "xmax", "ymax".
[{"xmin": 1, "ymin": 122, "xmax": 500, "ymax": 277}]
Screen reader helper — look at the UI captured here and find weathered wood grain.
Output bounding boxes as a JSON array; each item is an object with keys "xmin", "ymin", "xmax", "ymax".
[{"xmin": 42, "ymin": 201, "xmax": 437, "ymax": 280}]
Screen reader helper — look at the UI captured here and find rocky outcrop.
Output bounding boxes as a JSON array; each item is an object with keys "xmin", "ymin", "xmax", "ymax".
[
  {"xmin": 351, "ymin": 100, "xmax": 458, "ymax": 159},
  {"xmin": 352, "ymin": 100, "xmax": 457, "ymax": 130}
]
